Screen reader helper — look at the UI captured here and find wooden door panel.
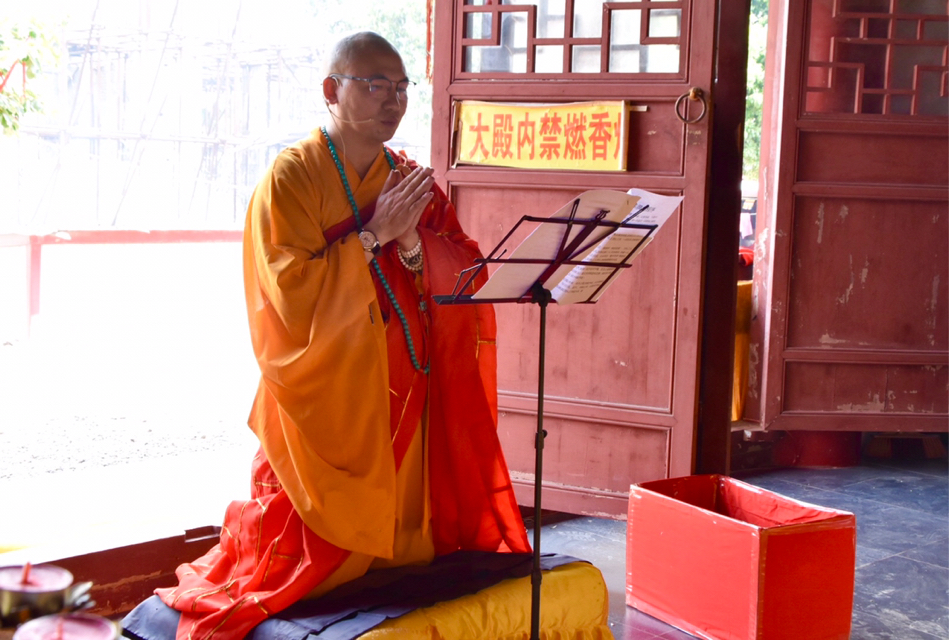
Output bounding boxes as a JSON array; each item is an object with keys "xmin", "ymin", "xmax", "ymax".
[
  {"xmin": 797, "ymin": 131, "xmax": 949, "ymax": 185},
  {"xmin": 495, "ymin": 299, "xmax": 676, "ymax": 408},
  {"xmin": 626, "ymin": 101, "xmax": 687, "ymax": 173},
  {"xmin": 502, "ymin": 413, "xmax": 671, "ymax": 513},
  {"xmin": 787, "ymin": 196, "xmax": 948, "ymax": 351},
  {"xmin": 783, "ymin": 362, "xmax": 949, "ymax": 415}
]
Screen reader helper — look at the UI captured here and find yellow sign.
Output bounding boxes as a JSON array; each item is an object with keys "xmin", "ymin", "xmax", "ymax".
[{"xmin": 454, "ymin": 100, "xmax": 628, "ymax": 172}]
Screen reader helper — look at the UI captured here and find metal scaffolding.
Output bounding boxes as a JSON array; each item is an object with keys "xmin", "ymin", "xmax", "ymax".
[{"xmin": 3, "ymin": 9, "xmax": 334, "ymax": 231}]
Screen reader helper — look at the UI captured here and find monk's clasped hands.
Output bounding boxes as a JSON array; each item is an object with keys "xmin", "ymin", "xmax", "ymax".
[{"xmin": 365, "ymin": 165, "xmax": 434, "ymax": 252}]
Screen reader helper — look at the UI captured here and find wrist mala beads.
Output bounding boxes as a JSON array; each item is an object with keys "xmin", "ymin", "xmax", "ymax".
[{"xmin": 398, "ymin": 238, "xmax": 423, "ymax": 272}]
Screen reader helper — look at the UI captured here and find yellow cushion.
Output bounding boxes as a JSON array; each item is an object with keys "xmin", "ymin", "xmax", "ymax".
[{"xmin": 358, "ymin": 562, "xmax": 612, "ymax": 640}]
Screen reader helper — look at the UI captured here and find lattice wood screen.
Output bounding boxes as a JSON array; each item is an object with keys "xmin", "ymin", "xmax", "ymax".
[
  {"xmin": 805, "ymin": 0, "xmax": 949, "ymax": 117},
  {"xmin": 459, "ymin": 0, "xmax": 685, "ymax": 76}
]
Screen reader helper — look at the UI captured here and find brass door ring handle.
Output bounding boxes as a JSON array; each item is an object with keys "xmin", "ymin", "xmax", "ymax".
[{"xmin": 675, "ymin": 87, "xmax": 708, "ymax": 124}]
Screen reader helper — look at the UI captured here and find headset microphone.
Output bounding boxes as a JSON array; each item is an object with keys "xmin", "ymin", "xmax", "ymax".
[
  {"xmin": 325, "ymin": 102, "xmax": 374, "ymax": 124},
  {"xmin": 332, "ymin": 115, "xmax": 374, "ymax": 124}
]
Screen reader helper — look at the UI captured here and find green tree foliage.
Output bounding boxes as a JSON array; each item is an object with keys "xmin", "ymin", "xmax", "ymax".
[
  {"xmin": 0, "ymin": 19, "xmax": 58, "ymax": 134},
  {"xmin": 743, "ymin": 0, "xmax": 769, "ymax": 180}
]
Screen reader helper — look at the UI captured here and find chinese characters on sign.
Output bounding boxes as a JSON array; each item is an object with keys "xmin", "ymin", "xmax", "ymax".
[{"xmin": 454, "ymin": 101, "xmax": 629, "ymax": 171}]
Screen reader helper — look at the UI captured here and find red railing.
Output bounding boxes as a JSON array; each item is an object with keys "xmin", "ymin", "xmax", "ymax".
[{"xmin": 1, "ymin": 230, "xmax": 243, "ymax": 336}]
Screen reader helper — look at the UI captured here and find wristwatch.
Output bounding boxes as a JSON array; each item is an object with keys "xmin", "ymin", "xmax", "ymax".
[{"xmin": 358, "ymin": 230, "xmax": 381, "ymax": 255}]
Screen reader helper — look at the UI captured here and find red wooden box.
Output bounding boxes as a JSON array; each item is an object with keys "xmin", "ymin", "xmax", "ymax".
[{"xmin": 626, "ymin": 475, "xmax": 855, "ymax": 640}]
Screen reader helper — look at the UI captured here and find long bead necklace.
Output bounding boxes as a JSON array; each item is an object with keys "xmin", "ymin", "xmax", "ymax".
[{"xmin": 321, "ymin": 127, "xmax": 429, "ymax": 374}]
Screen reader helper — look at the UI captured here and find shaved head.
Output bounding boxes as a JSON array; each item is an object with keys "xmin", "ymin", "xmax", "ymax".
[{"xmin": 326, "ymin": 32, "xmax": 402, "ymax": 77}]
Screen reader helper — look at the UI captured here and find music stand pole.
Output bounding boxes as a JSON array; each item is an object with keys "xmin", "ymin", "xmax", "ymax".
[{"xmin": 529, "ymin": 282, "xmax": 551, "ymax": 640}]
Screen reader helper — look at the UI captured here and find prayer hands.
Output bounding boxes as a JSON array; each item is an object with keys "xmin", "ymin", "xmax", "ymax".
[{"xmin": 365, "ymin": 165, "xmax": 434, "ymax": 251}]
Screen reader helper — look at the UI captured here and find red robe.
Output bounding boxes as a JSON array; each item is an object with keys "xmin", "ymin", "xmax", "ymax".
[{"xmin": 156, "ymin": 133, "xmax": 530, "ymax": 640}]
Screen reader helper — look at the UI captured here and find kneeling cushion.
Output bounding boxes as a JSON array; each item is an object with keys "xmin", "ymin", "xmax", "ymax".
[{"xmin": 122, "ymin": 551, "xmax": 610, "ymax": 640}]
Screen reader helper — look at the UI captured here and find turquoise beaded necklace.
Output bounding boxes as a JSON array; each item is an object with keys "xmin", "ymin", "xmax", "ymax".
[{"xmin": 321, "ymin": 126, "xmax": 429, "ymax": 375}]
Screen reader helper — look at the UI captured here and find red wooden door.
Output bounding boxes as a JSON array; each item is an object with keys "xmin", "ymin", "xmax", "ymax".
[
  {"xmin": 748, "ymin": 0, "xmax": 949, "ymax": 434},
  {"xmin": 431, "ymin": 0, "xmax": 719, "ymax": 517}
]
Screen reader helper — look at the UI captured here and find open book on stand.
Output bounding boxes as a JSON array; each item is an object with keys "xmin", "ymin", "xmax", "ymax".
[{"xmin": 464, "ymin": 188, "xmax": 683, "ymax": 305}]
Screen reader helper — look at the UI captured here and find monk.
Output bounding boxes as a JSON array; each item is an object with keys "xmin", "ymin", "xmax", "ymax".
[{"xmin": 154, "ymin": 32, "xmax": 530, "ymax": 640}]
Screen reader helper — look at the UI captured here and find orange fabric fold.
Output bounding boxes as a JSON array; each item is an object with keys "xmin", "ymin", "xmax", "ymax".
[{"xmin": 156, "ymin": 132, "xmax": 529, "ymax": 640}]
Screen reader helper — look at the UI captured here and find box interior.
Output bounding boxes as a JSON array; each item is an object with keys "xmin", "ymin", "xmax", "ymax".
[{"xmin": 640, "ymin": 474, "xmax": 844, "ymax": 528}]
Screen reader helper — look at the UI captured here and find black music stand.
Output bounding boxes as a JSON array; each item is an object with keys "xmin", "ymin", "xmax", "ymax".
[{"xmin": 434, "ymin": 196, "xmax": 658, "ymax": 640}]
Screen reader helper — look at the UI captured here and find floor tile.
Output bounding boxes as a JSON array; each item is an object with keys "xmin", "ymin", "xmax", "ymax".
[
  {"xmin": 610, "ymin": 625, "xmax": 660, "ymax": 640},
  {"xmin": 853, "ymin": 554, "xmax": 949, "ymax": 638},
  {"xmin": 870, "ymin": 458, "xmax": 949, "ymax": 479},
  {"xmin": 734, "ymin": 475, "xmax": 816, "ymax": 501},
  {"xmin": 856, "ymin": 545, "xmax": 897, "ymax": 569},
  {"xmin": 776, "ymin": 487, "xmax": 947, "ymax": 555},
  {"xmin": 656, "ymin": 627, "xmax": 700, "ymax": 640},
  {"xmin": 737, "ymin": 465, "xmax": 891, "ymax": 491},
  {"xmin": 850, "ymin": 610, "xmax": 946, "ymax": 640},
  {"xmin": 610, "ymin": 607, "xmax": 678, "ymax": 638},
  {"xmin": 901, "ymin": 536, "xmax": 949, "ymax": 569},
  {"xmin": 837, "ymin": 475, "xmax": 949, "ymax": 517},
  {"xmin": 535, "ymin": 515, "xmax": 627, "ymax": 562},
  {"xmin": 608, "ymin": 623, "xmax": 659, "ymax": 640}
]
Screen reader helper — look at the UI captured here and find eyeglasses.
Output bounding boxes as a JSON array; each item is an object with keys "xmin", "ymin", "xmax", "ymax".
[{"xmin": 330, "ymin": 74, "xmax": 416, "ymax": 99}]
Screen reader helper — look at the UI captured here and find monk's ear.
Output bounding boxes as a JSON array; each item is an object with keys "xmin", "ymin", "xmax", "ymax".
[{"xmin": 323, "ymin": 76, "xmax": 340, "ymax": 105}]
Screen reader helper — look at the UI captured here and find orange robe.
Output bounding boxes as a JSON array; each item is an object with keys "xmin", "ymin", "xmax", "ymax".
[{"xmin": 156, "ymin": 131, "xmax": 530, "ymax": 640}]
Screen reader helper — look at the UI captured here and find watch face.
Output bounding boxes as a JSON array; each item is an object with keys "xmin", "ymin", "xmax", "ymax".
[{"xmin": 359, "ymin": 230, "xmax": 380, "ymax": 254}]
